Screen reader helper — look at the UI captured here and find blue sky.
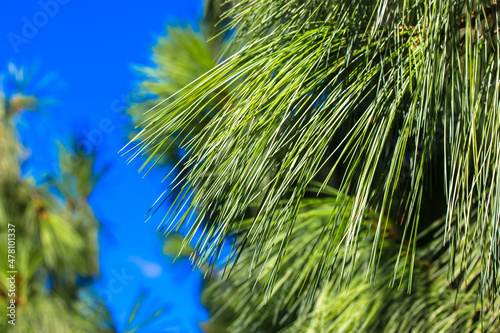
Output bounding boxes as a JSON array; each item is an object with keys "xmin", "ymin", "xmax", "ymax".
[{"xmin": 1, "ymin": 1, "xmax": 208, "ymax": 332}]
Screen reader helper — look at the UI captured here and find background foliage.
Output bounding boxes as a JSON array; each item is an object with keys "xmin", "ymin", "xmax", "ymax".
[
  {"xmin": 0, "ymin": 64, "xmax": 113, "ymax": 332},
  {"xmin": 0, "ymin": 65, "xmax": 164, "ymax": 333}
]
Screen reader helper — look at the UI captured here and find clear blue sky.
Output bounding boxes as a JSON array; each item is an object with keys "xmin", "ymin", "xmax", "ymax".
[{"xmin": 1, "ymin": 1, "xmax": 208, "ymax": 332}]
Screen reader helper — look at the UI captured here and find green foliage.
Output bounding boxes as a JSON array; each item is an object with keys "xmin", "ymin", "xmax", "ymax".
[
  {"xmin": 123, "ymin": 292, "xmax": 166, "ymax": 333},
  {"xmin": 127, "ymin": 26, "xmax": 220, "ymax": 163},
  {"xmin": 126, "ymin": 0, "xmax": 500, "ymax": 331},
  {"xmin": 0, "ymin": 64, "xmax": 170, "ymax": 332},
  {"xmin": 0, "ymin": 66, "xmax": 109, "ymax": 332},
  {"xmin": 203, "ymin": 192, "xmax": 498, "ymax": 332}
]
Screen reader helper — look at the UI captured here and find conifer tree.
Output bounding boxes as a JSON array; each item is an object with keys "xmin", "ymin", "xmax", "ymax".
[
  {"xmin": 0, "ymin": 65, "xmax": 163, "ymax": 333},
  {"xmin": 0, "ymin": 64, "xmax": 115, "ymax": 332},
  {"xmin": 127, "ymin": 1, "xmax": 500, "ymax": 331}
]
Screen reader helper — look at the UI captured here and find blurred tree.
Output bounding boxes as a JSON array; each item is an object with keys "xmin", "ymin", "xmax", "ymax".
[
  {"xmin": 0, "ymin": 65, "xmax": 163, "ymax": 333},
  {"xmin": 126, "ymin": 1, "xmax": 232, "ymax": 166},
  {"xmin": 127, "ymin": 0, "xmax": 500, "ymax": 331},
  {"xmin": 0, "ymin": 64, "xmax": 115, "ymax": 332},
  {"xmin": 127, "ymin": 26, "xmax": 222, "ymax": 164}
]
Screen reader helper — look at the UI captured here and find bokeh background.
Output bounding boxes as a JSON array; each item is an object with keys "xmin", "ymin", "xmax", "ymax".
[{"xmin": 1, "ymin": 1, "xmax": 208, "ymax": 332}]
